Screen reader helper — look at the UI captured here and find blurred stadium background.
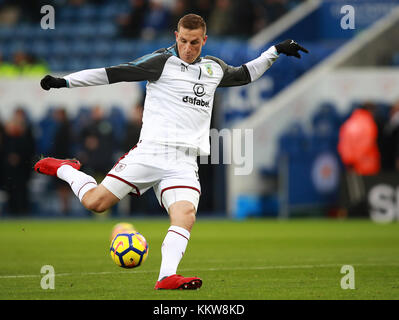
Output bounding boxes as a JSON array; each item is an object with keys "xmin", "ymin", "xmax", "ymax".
[{"xmin": 1, "ymin": 0, "xmax": 399, "ymax": 223}]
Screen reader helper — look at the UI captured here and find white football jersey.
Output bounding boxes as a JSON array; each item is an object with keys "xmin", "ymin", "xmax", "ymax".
[{"xmin": 64, "ymin": 44, "xmax": 279, "ymax": 155}]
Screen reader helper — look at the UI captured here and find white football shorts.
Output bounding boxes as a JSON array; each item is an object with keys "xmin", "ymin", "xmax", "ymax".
[{"xmin": 101, "ymin": 140, "xmax": 201, "ymax": 212}]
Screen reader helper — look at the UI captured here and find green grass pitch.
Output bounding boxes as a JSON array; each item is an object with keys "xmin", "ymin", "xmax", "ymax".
[{"xmin": 0, "ymin": 218, "xmax": 399, "ymax": 300}]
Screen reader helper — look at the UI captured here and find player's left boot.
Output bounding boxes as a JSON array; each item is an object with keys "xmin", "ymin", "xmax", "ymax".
[
  {"xmin": 154, "ymin": 274, "xmax": 202, "ymax": 290},
  {"xmin": 34, "ymin": 157, "xmax": 81, "ymax": 177}
]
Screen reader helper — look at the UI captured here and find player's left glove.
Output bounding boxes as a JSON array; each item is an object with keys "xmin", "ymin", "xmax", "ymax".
[
  {"xmin": 40, "ymin": 75, "xmax": 67, "ymax": 90},
  {"xmin": 275, "ymin": 39, "xmax": 309, "ymax": 58}
]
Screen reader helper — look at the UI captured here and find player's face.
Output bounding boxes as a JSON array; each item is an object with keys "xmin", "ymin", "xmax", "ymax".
[{"xmin": 175, "ymin": 27, "xmax": 207, "ymax": 64}]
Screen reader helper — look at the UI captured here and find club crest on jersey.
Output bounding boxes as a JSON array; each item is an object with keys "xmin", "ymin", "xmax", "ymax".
[
  {"xmin": 115, "ymin": 163, "xmax": 126, "ymax": 172},
  {"xmin": 205, "ymin": 64, "xmax": 213, "ymax": 76}
]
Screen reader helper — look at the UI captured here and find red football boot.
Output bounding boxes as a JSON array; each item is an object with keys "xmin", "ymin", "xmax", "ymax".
[
  {"xmin": 154, "ymin": 274, "xmax": 202, "ymax": 290},
  {"xmin": 34, "ymin": 157, "xmax": 81, "ymax": 177}
]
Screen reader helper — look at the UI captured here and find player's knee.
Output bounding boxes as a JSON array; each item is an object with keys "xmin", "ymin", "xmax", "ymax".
[
  {"xmin": 183, "ymin": 208, "xmax": 196, "ymax": 231},
  {"xmin": 81, "ymin": 185, "xmax": 119, "ymax": 213},
  {"xmin": 169, "ymin": 201, "xmax": 196, "ymax": 230},
  {"xmin": 185, "ymin": 207, "xmax": 196, "ymax": 224}
]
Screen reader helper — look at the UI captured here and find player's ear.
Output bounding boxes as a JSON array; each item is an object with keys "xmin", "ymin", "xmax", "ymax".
[
  {"xmin": 202, "ymin": 34, "xmax": 208, "ymax": 46},
  {"xmin": 175, "ymin": 30, "xmax": 179, "ymax": 41}
]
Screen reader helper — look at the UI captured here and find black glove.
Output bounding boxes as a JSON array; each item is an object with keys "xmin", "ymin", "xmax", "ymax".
[
  {"xmin": 275, "ymin": 39, "xmax": 309, "ymax": 58},
  {"xmin": 40, "ymin": 75, "xmax": 67, "ymax": 90}
]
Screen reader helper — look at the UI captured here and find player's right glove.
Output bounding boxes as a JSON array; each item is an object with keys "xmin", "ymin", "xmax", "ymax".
[
  {"xmin": 40, "ymin": 75, "xmax": 67, "ymax": 90},
  {"xmin": 275, "ymin": 39, "xmax": 309, "ymax": 58}
]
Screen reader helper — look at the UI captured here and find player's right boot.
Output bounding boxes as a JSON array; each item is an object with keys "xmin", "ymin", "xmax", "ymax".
[
  {"xmin": 154, "ymin": 274, "xmax": 202, "ymax": 290},
  {"xmin": 34, "ymin": 157, "xmax": 81, "ymax": 177}
]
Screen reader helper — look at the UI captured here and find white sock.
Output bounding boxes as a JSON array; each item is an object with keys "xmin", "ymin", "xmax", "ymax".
[
  {"xmin": 158, "ymin": 225, "xmax": 190, "ymax": 281},
  {"xmin": 57, "ymin": 165, "xmax": 97, "ymax": 202}
]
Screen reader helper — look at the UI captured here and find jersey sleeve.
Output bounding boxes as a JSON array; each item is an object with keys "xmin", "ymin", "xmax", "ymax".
[
  {"xmin": 63, "ymin": 50, "xmax": 171, "ymax": 88},
  {"xmin": 244, "ymin": 46, "xmax": 279, "ymax": 82},
  {"xmin": 64, "ymin": 68, "xmax": 109, "ymax": 88},
  {"xmin": 205, "ymin": 46, "xmax": 279, "ymax": 87},
  {"xmin": 105, "ymin": 51, "xmax": 171, "ymax": 84},
  {"xmin": 205, "ymin": 56, "xmax": 251, "ymax": 88}
]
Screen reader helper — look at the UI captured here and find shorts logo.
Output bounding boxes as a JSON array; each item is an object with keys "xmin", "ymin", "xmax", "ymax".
[
  {"xmin": 193, "ymin": 83, "xmax": 205, "ymax": 97},
  {"xmin": 115, "ymin": 163, "xmax": 126, "ymax": 172}
]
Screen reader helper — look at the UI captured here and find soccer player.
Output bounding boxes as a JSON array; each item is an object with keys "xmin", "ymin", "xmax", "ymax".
[{"xmin": 35, "ymin": 14, "xmax": 308, "ymax": 290}]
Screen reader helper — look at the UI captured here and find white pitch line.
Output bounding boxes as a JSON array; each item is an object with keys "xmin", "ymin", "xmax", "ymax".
[{"xmin": 1, "ymin": 262, "xmax": 398, "ymax": 280}]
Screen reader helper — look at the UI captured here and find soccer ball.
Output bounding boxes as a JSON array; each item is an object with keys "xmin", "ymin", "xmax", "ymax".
[
  {"xmin": 110, "ymin": 222, "xmax": 136, "ymax": 241},
  {"xmin": 110, "ymin": 231, "xmax": 149, "ymax": 268}
]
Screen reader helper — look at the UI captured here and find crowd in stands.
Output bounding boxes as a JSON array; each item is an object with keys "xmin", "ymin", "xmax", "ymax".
[
  {"xmin": 0, "ymin": 101, "xmax": 146, "ymax": 216},
  {"xmin": 0, "ymin": 108, "xmax": 35, "ymax": 215},
  {"xmin": 278, "ymin": 99, "xmax": 399, "ymax": 178},
  {"xmin": 0, "ymin": 51, "xmax": 48, "ymax": 77},
  {"xmin": 0, "ymin": 0, "xmax": 304, "ymax": 38},
  {"xmin": 0, "ymin": 0, "xmax": 306, "ymax": 75},
  {"xmin": 338, "ymin": 100, "xmax": 399, "ymax": 175},
  {"xmin": 116, "ymin": 0, "xmax": 303, "ymax": 39}
]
